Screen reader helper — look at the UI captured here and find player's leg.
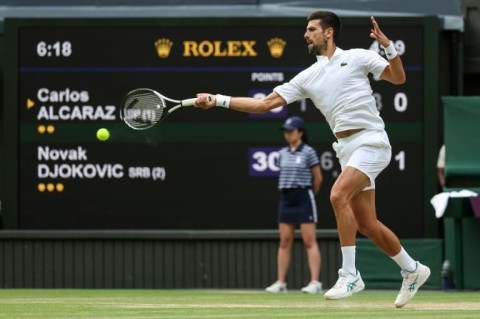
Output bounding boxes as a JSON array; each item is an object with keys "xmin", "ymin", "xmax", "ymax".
[
  {"xmin": 299, "ymin": 223, "xmax": 322, "ymax": 293},
  {"xmin": 330, "ymin": 142, "xmax": 394, "ymax": 279},
  {"xmin": 331, "ymin": 166, "xmax": 369, "ymax": 270},
  {"xmin": 351, "ymin": 190, "xmax": 431, "ymax": 308},
  {"xmin": 351, "ymin": 190, "xmax": 402, "ymax": 256},
  {"xmin": 266, "ymin": 223, "xmax": 294, "ymax": 293},
  {"xmin": 324, "ymin": 166, "xmax": 368, "ymax": 299}
]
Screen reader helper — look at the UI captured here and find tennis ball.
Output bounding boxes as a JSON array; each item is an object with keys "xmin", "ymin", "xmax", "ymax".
[{"xmin": 96, "ymin": 128, "xmax": 110, "ymax": 141}]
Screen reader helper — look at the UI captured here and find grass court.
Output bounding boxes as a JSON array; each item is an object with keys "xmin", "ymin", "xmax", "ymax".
[{"xmin": 0, "ymin": 289, "xmax": 479, "ymax": 319}]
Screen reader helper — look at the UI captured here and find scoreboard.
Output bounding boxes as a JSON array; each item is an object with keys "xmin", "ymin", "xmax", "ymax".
[{"xmin": 3, "ymin": 17, "xmax": 439, "ymax": 236}]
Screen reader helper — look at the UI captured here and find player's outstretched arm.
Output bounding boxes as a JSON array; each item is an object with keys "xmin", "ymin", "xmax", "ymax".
[
  {"xmin": 195, "ymin": 91, "xmax": 286, "ymax": 113},
  {"xmin": 370, "ymin": 16, "xmax": 406, "ymax": 85}
]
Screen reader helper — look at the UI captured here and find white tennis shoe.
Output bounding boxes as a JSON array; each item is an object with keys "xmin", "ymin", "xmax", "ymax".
[
  {"xmin": 324, "ymin": 269, "xmax": 365, "ymax": 300},
  {"xmin": 265, "ymin": 281, "xmax": 287, "ymax": 293},
  {"xmin": 301, "ymin": 280, "xmax": 323, "ymax": 294},
  {"xmin": 395, "ymin": 262, "xmax": 431, "ymax": 308}
]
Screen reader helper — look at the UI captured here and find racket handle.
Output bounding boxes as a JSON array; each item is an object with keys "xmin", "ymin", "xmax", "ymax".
[{"xmin": 181, "ymin": 98, "xmax": 197, "ymax": 106}]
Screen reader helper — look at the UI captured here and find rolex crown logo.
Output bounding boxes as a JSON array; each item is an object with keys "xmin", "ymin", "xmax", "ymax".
[
  {"xmin": 154, "ymin": 38, "xmax": 173, "ymax": 58},
  {"xmin": 267, "ymin": 38, "xmax": 286, "ymax": 58}
]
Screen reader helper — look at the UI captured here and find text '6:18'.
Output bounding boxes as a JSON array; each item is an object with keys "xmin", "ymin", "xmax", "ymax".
[{"xmin": 36, "ymin": 41, "xmax": 72, "ymax": 57}]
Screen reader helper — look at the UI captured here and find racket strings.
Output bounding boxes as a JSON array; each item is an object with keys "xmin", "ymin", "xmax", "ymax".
[{"xmin": 121, "ymin": 90, "xmax": 165, "ymax": 130}]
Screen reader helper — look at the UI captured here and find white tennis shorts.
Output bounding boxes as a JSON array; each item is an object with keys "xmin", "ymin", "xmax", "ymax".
[{"xmin": 332, "ymin": 129, "xmax": 392, "ymax": 191}]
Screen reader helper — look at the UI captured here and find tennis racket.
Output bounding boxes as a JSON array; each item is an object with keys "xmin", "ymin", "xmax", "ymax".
[{"xmin": 120, "ymin": 88, "xmax": 202, "ymax": 130}]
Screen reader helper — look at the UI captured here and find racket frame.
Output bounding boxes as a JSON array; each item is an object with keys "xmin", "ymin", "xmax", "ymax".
[{"xmin": 121, "ymin": 88, "xmax": 197, "ymax": 130}]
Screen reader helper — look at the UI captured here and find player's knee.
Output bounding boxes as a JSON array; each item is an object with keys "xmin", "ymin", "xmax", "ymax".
[
  {"xmin": 302, "ymin": 237, "xmax": 317, "ymax": 249},
  {"xmin": 330, "ymin": 188, "xmax": 348, "ymax": 210},
  {"xmin": 279, "ymin": 236, "xmax": 294, "ymax": 249}
]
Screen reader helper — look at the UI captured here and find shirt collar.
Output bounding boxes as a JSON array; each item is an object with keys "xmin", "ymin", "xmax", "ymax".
[
  {"xmin": 316, "ymin": 47, "xmax": 343, "ymax": 62},
  {"xmin": 289, "ymin": 143, "xmax": 305, "ymax": 153}
]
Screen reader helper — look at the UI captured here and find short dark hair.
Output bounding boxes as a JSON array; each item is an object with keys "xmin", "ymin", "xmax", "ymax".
[{"xmin": 307, "ymin": 11, "xmax": 342, "ymax": 43}]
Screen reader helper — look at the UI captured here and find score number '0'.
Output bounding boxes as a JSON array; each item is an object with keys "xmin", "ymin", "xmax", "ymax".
[{"xmin": 373, "ymin": 92, "xmax": 408, "ymax": 112}]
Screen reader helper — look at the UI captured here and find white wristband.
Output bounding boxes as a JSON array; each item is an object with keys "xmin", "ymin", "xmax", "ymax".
[
  {"xmin": 216, "ymin": 94, "xmax": 231, "ymax": 108},
  {"xmin": 382, "ymin": 41, "xmax": 398, "ymax": 60}
]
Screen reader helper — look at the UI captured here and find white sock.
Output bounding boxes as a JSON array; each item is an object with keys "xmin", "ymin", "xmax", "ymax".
[
  {"xmin": 341, "ymin": 246, "xmax": 357, "ymax": 275},
  {"xmin": 391, "ymin": 247, "xmax": 417, "ymax": 272}
]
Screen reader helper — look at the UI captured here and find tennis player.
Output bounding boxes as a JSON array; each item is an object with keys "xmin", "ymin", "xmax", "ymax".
[
  {"xmin": 265, "ymin": 116, "xmax": 323, "ymax": 294},
  {"xmin": 195, "ymin": 11, "xmax": 431, "ymax": 307}
]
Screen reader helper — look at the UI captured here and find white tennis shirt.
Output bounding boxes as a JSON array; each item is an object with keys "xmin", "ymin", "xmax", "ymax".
[{"xmin": 274, "ymin": 47, "xmax": 389, "ymax": 134}]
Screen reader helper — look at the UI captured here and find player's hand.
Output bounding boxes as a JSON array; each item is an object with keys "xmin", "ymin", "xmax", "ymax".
[
  {"xmin": 195, "ymin": 93, "xmax": 216, "ymax": 110},
  {"xmin": 370, "ymin": 16, "xmax": 390, "ymax": 47}
]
